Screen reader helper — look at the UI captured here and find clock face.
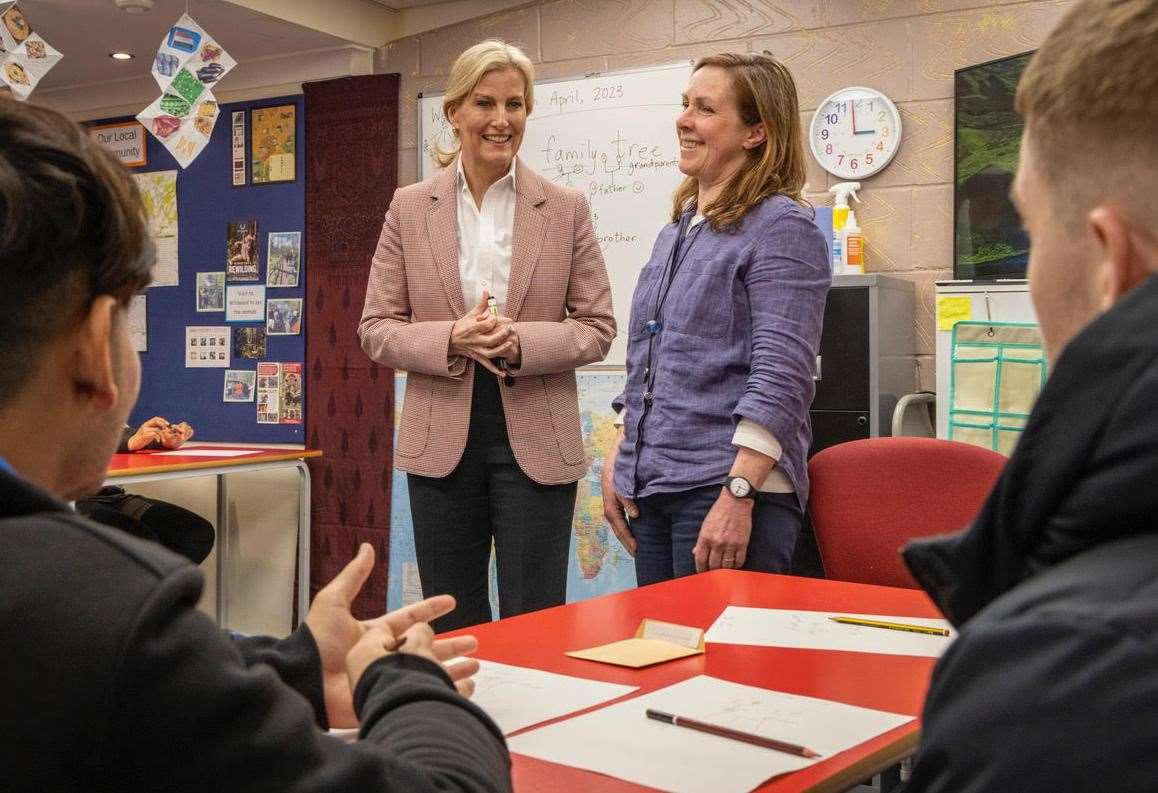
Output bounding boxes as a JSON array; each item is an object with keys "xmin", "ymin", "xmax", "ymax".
[{"xmin": 809, "ymin": 86, "xmax": 902, "ymax": 180}]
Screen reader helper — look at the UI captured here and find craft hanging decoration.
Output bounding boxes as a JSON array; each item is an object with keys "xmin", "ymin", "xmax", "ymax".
[
  {"xmin": 0, "ymin": 3, "xmax": 63, "ymax": 101},
  {"xmin": 137, "ymin": 14, "xmax": 236, "ymax": 168}
]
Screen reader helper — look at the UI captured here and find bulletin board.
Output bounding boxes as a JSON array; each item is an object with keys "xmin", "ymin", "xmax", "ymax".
[{"xmin": 92, "ymin": 94, "xmax": 306, "ymax": 443}]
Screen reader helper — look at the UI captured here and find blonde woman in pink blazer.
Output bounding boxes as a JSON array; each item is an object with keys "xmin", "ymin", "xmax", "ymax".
[{"xmin": 359, "ymin": 40, "xmax": 615, "ymax": 631}]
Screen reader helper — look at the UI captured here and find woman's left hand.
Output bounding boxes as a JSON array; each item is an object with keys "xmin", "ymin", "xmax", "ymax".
[
  {"xmin": 478, "ymin": 315, "xmax": 521, "ymax": 367},
  {"xmin": 693, "ymin": 491, "xmax": 754, "ymax": 572}
]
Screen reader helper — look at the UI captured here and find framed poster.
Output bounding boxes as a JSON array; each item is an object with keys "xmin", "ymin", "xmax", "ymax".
[{"xmin": 250, "ymin": 103, "xmax": 295, "ymax": 184}]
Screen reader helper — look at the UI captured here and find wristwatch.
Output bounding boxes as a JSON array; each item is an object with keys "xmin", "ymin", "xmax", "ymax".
[{"xmin": 725, "ymin": 475, "xmax": 757, "ymax": 500}]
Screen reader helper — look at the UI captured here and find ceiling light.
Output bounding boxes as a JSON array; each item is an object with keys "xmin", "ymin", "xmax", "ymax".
[
  {"xmin": 110, "ymin": 51, "xmax": 135, "ymax": 60},
  {"xmin": 114, "ymin": 0, "xmax": 154, "ymax": 12}
]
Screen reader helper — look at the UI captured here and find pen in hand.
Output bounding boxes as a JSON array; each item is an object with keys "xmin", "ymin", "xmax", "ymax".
[
  {"xmin": 486, "ymin": 295, "xmax": 515, "ymax": 387},
  {"xmin": 645, "ymin": 709, "xmax": 821, "ymax": 758}
]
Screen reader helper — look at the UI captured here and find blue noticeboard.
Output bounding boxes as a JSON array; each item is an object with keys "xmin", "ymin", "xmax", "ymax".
[{"xmin": 95, "ymin": 95, "xmax": 306, "ymax": 443}]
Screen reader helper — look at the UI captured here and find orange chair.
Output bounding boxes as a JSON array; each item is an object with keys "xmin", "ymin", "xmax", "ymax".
[{"xmin": 807, "ymin": 437, "xmax": 1006, "ymax": 588}]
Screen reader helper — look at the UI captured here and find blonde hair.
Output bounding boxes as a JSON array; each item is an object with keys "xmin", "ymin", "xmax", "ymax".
[
  {"xmin": 671, "ymin": 53, "xmax": 807, "ymax": 230},
  {"xmin": 431, "ymin": 40, "xmax": 535, "ymax": 169},
  {"xmin": 1015, "ymin": 0, "xmax": 1158, "ymax": 227}
]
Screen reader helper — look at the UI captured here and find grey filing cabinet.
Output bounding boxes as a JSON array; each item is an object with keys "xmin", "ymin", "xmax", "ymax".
[{"xmin": 808, "ymin": 274, "xmax": 916, "ymax": 456}]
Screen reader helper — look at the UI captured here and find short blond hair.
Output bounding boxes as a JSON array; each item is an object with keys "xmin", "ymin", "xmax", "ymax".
[
  {"xmin": 431, "ymin": 40, "xmax": 535, "ymax": 169},
  {"xmin": 1015, "ymin": 0, "xmax": 1158, "ymax": 225},
  {"xmin": 671, "ymin": 52, "xmax": 807, "ymax": 230}
]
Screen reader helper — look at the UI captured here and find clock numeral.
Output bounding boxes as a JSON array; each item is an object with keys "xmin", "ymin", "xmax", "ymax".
[
  {"xmin": 825, "ymin": 113, "xmax": 839, "ymax": 124},
  {"xmin": 866, "ymin": 154, "xmax": 874, "ymax": 165},
  {"xmin": 820, "ymin": 129, "xmax": 829, "ymax": 140},
  {"xmin": 877, "ymin": 111, "xmax": 886, "ymax": 122},
  {"xmin": 876, "ymin": 141, "xmax": 884, "ymax": 151},
  {"xmin": 825, "ymin": 143, "xmax": 833, "ymax": 155},
  {"xmin": 881, "ymin": 126, "xmax": 890, "ymax": 137},
  {"xmin": 850, "ymin": 158, "xmax": 859, "ymax": 170},
  {"xmin": 837, "ymin": 154, "xmax": 845, "ymax": 165}
]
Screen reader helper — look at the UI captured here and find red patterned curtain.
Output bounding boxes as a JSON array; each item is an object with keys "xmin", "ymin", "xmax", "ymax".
[{"xmin": 303, "ymin": 74, "xmax": 399, "ymax": 619}]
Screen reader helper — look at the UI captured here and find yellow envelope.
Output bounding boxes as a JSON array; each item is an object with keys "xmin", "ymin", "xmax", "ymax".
[{"xmin": 565, "ymin": 619, "xmax": 705, "ymax": 668}]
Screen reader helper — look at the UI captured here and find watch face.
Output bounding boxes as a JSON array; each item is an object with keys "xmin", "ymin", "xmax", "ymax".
[{"xmin": 729, "ymin": 477, "xmax": 750, "ymax": 497}]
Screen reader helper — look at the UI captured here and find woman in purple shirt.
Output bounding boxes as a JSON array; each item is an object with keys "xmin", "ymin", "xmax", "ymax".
[{"xmin": 602, "ymin": 53, "xmax": 830, "ymax": 585}]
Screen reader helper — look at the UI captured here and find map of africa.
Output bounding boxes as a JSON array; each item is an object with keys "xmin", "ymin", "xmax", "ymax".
[{"xmin": 386, "ymin": 372, "xmax": 637, "ymax": 613}]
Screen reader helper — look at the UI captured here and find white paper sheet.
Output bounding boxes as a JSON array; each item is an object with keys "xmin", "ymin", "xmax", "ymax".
[
  {"xmin": 470, "ymin": 659, "xmax": 637, "ymax": 735},
  {"xmin": 704, "ymin": 607, "xmax": 955, "ymax": 658},
  {"xmin": 149, "ymin": 448, "xmax": 264, "ymax": 457},
  {"xmin": 509, "ymin": 675, "xmax": 912, "ymax": 793}
]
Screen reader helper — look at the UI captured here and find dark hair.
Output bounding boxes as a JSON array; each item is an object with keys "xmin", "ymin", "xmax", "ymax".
[{"xmin": 0, "ymin": 99, "xmax": 153, "ymax": 404}]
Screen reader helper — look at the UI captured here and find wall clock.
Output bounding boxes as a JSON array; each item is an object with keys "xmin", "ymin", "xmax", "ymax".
[{"xmin": 809, "ymin": 86, "xmax": 902, "ymax": 180}]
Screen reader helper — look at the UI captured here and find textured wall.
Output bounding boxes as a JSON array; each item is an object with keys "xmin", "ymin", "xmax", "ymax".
[{"xmin": 377, "ymin": 0, "xmax": 1076, "ymax": 390}]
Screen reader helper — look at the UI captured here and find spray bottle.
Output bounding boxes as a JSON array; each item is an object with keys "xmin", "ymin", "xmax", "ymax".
[
  {"xmin": 843, "ymin": 209, "xmax": 864, "ymax": 274},
  {"xmin": 828, "ymin": 182, "xmax": 861, "ymax": 273}
]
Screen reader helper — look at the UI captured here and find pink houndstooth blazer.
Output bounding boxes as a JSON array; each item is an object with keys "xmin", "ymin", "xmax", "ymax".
[{"xmin": 358, "ymin": 159, "xmax": 616, "ymax": 485}]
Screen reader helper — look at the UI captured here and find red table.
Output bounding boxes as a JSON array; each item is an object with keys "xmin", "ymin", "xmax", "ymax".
[
  {"xmin": 455, "ymin": 570, "xmax": 940, "ymax": 793},
  {"xmin": 106, "ymin": 446, "xmax": 322, "ymax": 626}
]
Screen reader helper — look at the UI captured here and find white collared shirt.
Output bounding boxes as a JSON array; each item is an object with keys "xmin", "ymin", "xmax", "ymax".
[{"xmin": 455, "ymin": 157, "xmax": 516, "ymax": 314}]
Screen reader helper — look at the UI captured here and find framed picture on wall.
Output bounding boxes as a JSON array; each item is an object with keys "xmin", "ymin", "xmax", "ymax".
[{"xmin": 250, "ymin": 103, "xmax": 296, "ymax": 184}]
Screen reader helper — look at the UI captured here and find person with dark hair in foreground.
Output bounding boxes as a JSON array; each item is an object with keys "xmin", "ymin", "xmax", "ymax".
[
  {"xmin": 0, "ymin": 100, "xmax": 510, "ymax": 792},
  {"xmin": 901, "ymin": 1, "xmax": 1158, "ymax": 790}
]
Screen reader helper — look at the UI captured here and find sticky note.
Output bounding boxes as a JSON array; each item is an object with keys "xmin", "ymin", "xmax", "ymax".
[{"xmin": 937, "ymin": 295, "xmax": 973, "ymax": 331}]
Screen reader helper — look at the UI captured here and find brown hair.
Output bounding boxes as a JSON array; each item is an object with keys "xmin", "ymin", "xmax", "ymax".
[
  {"xmin": 1015, "ymin": 0, "xmax": 1158, "ymax": 224},
  {"xmin": 671, "ymin": 52, "xmax": 807, "ymax": 230},
  {"xmin": 432, "ymin": 39, "xmax": 535, "ymax": 169},
  {"xmin": 0, "ymin": 99, "xmax": 153, "ymax": 404}
]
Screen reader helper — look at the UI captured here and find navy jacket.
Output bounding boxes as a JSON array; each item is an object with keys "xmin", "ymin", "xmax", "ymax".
[
  {"xmin": 901, "ymin": 275, "xmax": 1158, "ymax": 791},
  {"xmin": 0, "ymin": 468, "xmax": 510, "ymax": 792}
]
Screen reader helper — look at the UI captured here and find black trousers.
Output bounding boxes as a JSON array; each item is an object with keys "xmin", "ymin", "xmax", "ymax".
[
  {"xmin": 407, "ymin": 367, "xmax": 577, "ymax": 632},
  {"xmin": 77, "ymin": 486, "xmax": 216, "ymax": 565}
]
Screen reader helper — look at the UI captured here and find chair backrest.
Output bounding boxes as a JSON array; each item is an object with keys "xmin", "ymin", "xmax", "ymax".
[{"xmin": 808, "ymin": 437, "xmax": 1006, "ymax": 588}]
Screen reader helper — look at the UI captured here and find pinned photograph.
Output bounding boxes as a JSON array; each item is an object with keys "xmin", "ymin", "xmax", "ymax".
[
  {"xmin": 266, "ymin": 297, "xmax": 302, "ymax": 335},
  {"xmin": 196, "ymin": 271, "xmax": 225, "ymax": 311},
  {"xmin": 256, "ymin": 361, "xmax": 280, "ymax": 424},
  {"xmin": 226, "ymin": 219, "xmax": 259, "ymax": 281},
  {"xmin": 232, "ymin": 326, "xmax": 267, "ymax": 359},
  {"xmin": 279, "ymin": 363, "xmax": 303, "ymax": 424},
  {"xmin": 266, "ymin": 231, "xmax": 301, "ymax": 287},
  {"xmin": 251, "ymin": 104, "xmax": 296, "ymax": 184},
  {"xmin": 223, "ymin": 369, "xmax": 256, "ymax": 403},
  {"xmin": 185, "ymin": 326, "xmax": 230, "ymax": 368}
]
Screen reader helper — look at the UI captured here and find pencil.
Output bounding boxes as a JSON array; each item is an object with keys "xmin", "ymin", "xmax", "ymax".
[
  {"xmin": 645, "ymin": 709, "xmax": 821, "ymax": 758},
  {"xmin": 830, "ymin": 616, "xmax": 950, "ymax": 637}
]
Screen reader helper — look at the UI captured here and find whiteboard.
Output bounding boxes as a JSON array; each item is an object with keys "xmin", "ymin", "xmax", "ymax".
[{"xmin": 418, "ymin": 62, "xmax": 693, "ymax": 366}]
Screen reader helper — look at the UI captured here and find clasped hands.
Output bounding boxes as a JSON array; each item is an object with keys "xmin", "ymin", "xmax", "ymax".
[
  {"xmin": 306, "ymin": 543, "xmax": 481, "ymax": 729},
  {"xmin": 449, "ymin": 291, "xmax": 520, "ymax": 376},
  {"xmin": 127, "ymin": 417, "xmax": 194, "ymax": 451}
]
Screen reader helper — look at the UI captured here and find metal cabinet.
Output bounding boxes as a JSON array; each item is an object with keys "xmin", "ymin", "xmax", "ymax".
[{"xmin": 808, "ymin": 274, "xmax": 915, "ymax": 457}]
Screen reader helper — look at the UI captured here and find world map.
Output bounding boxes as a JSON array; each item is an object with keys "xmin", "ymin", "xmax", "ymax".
[{"xmin": 386, "ymin": 372, "xmax": 637, "ymax": 613}]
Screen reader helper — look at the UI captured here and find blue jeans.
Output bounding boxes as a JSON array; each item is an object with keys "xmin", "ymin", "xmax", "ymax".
[{"xmin": 630, "ymin": 485, "xmax": 801, "ymax": 586}]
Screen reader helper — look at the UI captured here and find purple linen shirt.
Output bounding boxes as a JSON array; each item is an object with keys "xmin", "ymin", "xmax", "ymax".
[{"xmin": 612, "ymin": 194, "xmax": 830, "ymax": 508}]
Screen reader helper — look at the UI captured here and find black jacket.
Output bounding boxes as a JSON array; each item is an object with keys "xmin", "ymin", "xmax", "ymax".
[
  {"xmin": 901, "ymin": 275, "xmax": 1158, "ymax": 791},
  {"xmin": 0, "ymin": 469, "xmax": 511, "ymax": 792}
]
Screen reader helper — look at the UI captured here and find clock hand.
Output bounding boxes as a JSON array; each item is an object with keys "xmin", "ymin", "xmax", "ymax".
[{"xmin": 851, "ymin": 101, "xmax": 876, "ymax": 135}]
